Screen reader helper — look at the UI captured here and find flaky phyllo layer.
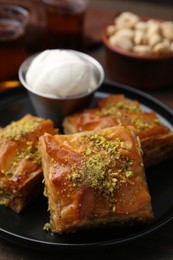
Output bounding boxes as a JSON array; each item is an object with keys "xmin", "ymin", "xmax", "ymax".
[
  {"xmin": 0, "ymin": 114, "xmax": 57, "ymax": 213},
  {"xmin": 40, "ymin": 125, "xmax": 153, "ymax": 234},
  {"xmin": 63, "ymin": 94, "xmax": 173, "ymax": 167}
]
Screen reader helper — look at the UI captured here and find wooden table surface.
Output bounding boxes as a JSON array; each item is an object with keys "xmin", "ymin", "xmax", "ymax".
[{"xmin": 0, "ymin": 1, "xmax": 173, "ymax": 259}]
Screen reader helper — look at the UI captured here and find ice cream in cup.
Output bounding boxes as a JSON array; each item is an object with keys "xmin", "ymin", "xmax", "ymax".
[{"xmin": 19, "ymin": 49, "xmax": 104, "ymax": 127}]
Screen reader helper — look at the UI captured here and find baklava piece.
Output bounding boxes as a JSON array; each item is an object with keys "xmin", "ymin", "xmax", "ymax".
[
  {"xmin": 63, "ymin": 94, "xmax": 173, "ymax": 167},
  {"xmin": 0, "ymin": 114, "xmax": 57, "ymax": 213},
  {"xmin": 40, "ymin": 126, "xmax": 153, "ymax": 234}
]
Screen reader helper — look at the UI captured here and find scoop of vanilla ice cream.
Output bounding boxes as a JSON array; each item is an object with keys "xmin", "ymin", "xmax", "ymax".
[{"xmin": 25, "ymin": 50, "xmax": 97, "ymax": 98}]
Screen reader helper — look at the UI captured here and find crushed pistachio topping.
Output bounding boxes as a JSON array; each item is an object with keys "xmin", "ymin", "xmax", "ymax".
[
  {"xmin": 0, "ymin": 118, "xmax": 43, "ymax": 177},
  {"xmin": 132, "ymin": 118, "xmax": 152, "ymax": 130},
  {"xmin": 0, "ymin": 117, "xmax": 44, "ymax": 141},
  {"xmin": 5, "ymin": 144, "xmax": 40, "ymax": 177},
  {"xmin": 94, "ymin": 99, "xmax": 163, "ymax": 132},
  {"xmin": 131, "ymin": 116, "xmax": 162, "ymax": 130},
  {"xmin": 67, "ymin": 131, "xmax": 136, "ymax": 211},
  {"xmin": 100, "ymin": 101, "xmax": 142, "ymax": 116}
]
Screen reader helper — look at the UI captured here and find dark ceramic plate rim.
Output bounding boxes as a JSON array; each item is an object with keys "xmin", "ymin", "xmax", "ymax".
[{"xmin": 0, "ymin": 80, "xmax": 173, "ymax": 251}]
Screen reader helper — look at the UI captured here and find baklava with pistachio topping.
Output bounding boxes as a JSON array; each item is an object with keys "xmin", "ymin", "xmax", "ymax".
[
  {"xmin": 40, "ymin": 125, "xmax": 153, "ymax": 234},
  {"xmin": 63, "ymin": 94, "xmax": 173, "ymax": 167},
  {"xmin": 0, "ymin": 114, "xmax": 57, "ymax": 213}
]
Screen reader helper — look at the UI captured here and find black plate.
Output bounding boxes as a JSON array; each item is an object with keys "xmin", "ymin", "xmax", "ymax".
[{"xmin": 0, "ymin": 80, "xmax": 173, "ymax": 251}]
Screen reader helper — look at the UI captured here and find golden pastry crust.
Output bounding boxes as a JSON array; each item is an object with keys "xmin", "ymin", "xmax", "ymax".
[
  {"xmin": 63, "ymin": 94, "xmax": 173, "ymax": 167},
  {"xmin": 0, "ymin": 114, "xmax": 57, "ymax": 213},
  {"xmin": 40, "ymin": 126, "xmax": 153, "ymax": 234}
]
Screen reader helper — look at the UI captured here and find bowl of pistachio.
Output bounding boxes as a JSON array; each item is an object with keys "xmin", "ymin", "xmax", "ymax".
[{"xmin": 102, "ymin": 11, "xmax": 173, "ymax": 89}]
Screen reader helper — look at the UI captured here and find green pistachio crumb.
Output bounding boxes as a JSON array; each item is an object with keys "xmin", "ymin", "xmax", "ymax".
[
  {"xmin": 66, "ymin": 131, "xmax": 135, "ymax": 209},
  {"xmin": 43, "ymin": 222, "xmax": 51, "ymax": 231}
]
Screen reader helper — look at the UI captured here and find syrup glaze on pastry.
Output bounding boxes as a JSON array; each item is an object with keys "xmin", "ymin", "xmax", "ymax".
[
  {"xmin": 40, "ymin": 126, "xmax": 153, "ymax": 234},
  {"xmin": 0, "ymin": 114, "xmax": 57, "ymax": 213},
  {"xmin": 63, "ymin": 94, "xmax": 173, "ymax": 167}
]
